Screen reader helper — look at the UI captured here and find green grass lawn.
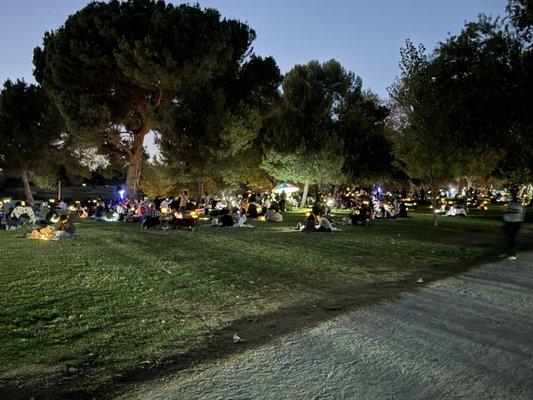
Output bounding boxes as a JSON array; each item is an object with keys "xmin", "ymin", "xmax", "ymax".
[{"xmin": 1, "ymin": 209, "xmax": 531, "ymax": 399}]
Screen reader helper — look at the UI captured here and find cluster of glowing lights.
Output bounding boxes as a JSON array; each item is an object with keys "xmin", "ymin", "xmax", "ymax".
[{"xmin": 29, "ymin": 226, "xmax": 56, "ymax": 241}]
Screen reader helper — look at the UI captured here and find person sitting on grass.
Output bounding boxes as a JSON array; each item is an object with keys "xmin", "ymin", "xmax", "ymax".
[
  {"xmin": 91, "ymin": 201, "xmax": 107, "ymax": 221},
  {"xmin": 45, "ymin": 208, "xmax": 60, "ymax": 224},
  {"xmin": 398, "ymin": 201, "xmax": 409, "ymax": 218},
  {"xmin": 298, "ymin": 212, "xmax": 318, "ymax": 233},
  {"xmin": 247, "ymin": 203, "xmax": 258, "ymax": 218},
  {"xmin": 233, "ymin": 208, "xmax": 248, "ymax": 228},
  {"xmin": 56, "ymin": 215, "xmax": 76, "ymax": 239},
  {"xmin": 265, "ymin": 207, "xmax": 283, "ymax": 222},
  {"xmin": 10, "ymin": 201, "xmax": 35, "ymax": 228},
  {"xmin": 218, "ymin": 209, "xmax": 235, "ymax": 227},
  {"xmin": 141, "ymin": 204, "xmax": 161, "ymax": 230},
  {"xmin": 317, "ymin": 215, "xmax": 333, "ymax": 233}
]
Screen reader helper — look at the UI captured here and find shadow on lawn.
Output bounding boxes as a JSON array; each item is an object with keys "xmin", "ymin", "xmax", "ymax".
[
  {"xmin": 2, "ymin": 218, "xmax": 532, "ymax": 400},
  {"xmin": 2, "ymin": 255, "xmax": 505, "ymax": 400},
  {"xmin": 107, "ymin": 255, "xmax": 503, "ymax": 399}
]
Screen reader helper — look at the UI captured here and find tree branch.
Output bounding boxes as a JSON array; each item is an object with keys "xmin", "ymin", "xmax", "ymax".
[{"xmin": 101, "ymin": 134, "xmax": 133, "ymax": 157}]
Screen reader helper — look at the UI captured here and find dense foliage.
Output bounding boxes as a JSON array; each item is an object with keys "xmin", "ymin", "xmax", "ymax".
[
  {"xmin": 0, "ymin": 80, "xmax": 64, "ymax": 201},
  {"xmin": 262, "ymin": 60, "xmax": 393, "ymax": 205},
  {"xmin": 34, "ymin": 0, "xmax": 270, "ymax": 195}
]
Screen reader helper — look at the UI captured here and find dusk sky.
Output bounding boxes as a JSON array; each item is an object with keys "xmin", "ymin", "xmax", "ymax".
[{"xmin": 0, "ymin": 0, "xmax": 508, "ymax": 154}]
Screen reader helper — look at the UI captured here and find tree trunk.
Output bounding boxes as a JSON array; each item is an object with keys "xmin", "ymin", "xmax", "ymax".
[
  {"xmin": 124, "ymin": 90, "xmax": 163, "ymax": 198},
  {"xmin": 21, "ymin": 168, "xmax": 34, "ymax": 204},
  {"xmin": 300, "ymin": 181, "xmax": 309, "ymax": 208},
  {"xmin": 125, "ymin": 128, "xmax": 148, "ymax": 198},
  {"xmin": 465, "ymin": 176, "xmax": 473, "ymax": 190},
  {"xmin": 430, "ymin": 175, "xmax": 438, "ymax": 227},
  {"xmin": 431, "ymin": 186, "xmax": 438, "ymax": 226},
  {"xmin": 197, "ymin": 179, "xmax": 204, "ymax": 204}
]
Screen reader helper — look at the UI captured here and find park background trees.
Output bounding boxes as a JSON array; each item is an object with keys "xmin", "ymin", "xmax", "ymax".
[
  {"xmin": 0, "ymin": 0, "xmax": 530, "ymax": 205},
  {"xmin": 34, "ymin": 0, "xmax": 272, "ymax": 196},
  {"xmin": 390, "ymin": 1, "xmax": 532, "ymax": 223},
  {"xmin": 0, "ymin": 80, "xmax": 66, "ymax": 202},
  {"xmin": 262, "ymin": 60, "xmax": 394, "ymax": 206}
]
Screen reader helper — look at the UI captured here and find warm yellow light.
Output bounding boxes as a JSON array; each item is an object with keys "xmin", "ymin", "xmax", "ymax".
[{"xmin": 161, "ymin": 207, "xmax": 169, "ymax": 214}]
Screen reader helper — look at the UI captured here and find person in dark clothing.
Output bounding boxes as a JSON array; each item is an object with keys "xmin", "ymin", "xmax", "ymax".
[
  {"xmin": 57, "ymin": 215, "xmax": 76, "ymax": 238},
  {"xmin": 247, "ymin": 203, "xmax": 258, "ymax": 218},
  {"xmin": 219, "ymin": 211, "xmax": 235, "ymax": 227},
  {"xmin": 142, "ymin": 204, "xmax": 161, "ymax": 229},
  {"xmin": 279, "ymin": 190, "xmax": 287, "ymax": 212},
  {"xmin": 299, "ymin": 212, "xmax": 317, "ymax": 233},
  {"xmin": 94, "ymin": 202, "xmax": 106, "ymax": 220},
  {"xmin": 399, "ymin": 201, "xmax": 409, "ymax": 218},
  {"xmin": 503, "ymin": 193, "xmax": 525, "ymax": 259},
  {"xmin": 45, "ymin": 209, "xmax": 60, "ymax": 224}
]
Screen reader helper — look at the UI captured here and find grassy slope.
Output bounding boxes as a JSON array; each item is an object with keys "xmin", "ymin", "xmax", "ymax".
[{"xmin": 0, "ymin": 209, "xmax": 530, "ymax": 397}]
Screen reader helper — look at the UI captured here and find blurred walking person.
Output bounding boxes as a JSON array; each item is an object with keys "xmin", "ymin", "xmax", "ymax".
[{"xmin": 503, "ymin": 191, "xmax": 525, "ymax": 260}]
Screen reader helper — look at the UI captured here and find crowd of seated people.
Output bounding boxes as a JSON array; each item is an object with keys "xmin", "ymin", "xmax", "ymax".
[{"xmin": 0, "ymin": 201, "xmax": 36, "ymax": 229}]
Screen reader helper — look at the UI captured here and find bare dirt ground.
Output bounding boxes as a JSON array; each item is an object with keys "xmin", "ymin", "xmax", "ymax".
[{"xmin": 131, "ymin": 253, "xmax": 533, "ymax": 400}]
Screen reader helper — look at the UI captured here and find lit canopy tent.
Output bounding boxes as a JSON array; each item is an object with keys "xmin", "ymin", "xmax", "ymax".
[{"xmin": 273, "ymin": 183, "xmax": 299, "ymax": 194}]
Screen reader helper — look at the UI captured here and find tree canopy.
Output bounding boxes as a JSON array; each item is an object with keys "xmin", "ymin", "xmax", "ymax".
[
  {"xmin": 262, "ymin": 59, "xmax": 392, "ymax": 205},
  {"xmin": 34, "ymin": 0, "xmax": 265, "ymax": 195},
  {"xmin": 156, "ymin": 54, "xmax": 281, "ymax": 197},
  {"xmin": 389, "ymin": 2, "xmax": 532, "ymax": 222},
  {"xmin": 0, "ymin": 80, "xmax": 65, "ymax": 202}
]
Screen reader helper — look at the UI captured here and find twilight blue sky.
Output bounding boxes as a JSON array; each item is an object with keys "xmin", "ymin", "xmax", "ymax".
[{"xmin": 0, "ymin": 0, "xmax": 508, "ymax": 154}]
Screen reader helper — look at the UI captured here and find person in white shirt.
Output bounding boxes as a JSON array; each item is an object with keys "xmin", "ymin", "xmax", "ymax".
[
  {"xmin": 317, "ymin": 215, "xmax": 332, "ymax": 232},
  {"xmin": 233, "ymin": 209, "xmax": 247, "ymax": 227},
  {"xmin": 160, "ymin": 198, "xmax": 170, "ymax": 210}
]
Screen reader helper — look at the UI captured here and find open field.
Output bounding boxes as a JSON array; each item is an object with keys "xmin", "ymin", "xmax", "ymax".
[{"xmin": 1, "ymin": 209, "xmax": 532, "ymax": 399}]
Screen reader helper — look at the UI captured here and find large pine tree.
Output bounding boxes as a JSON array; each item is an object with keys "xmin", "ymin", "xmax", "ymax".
[{"xmin": 34, "ymin": 0, "xmax": 263, "ymax": 196}]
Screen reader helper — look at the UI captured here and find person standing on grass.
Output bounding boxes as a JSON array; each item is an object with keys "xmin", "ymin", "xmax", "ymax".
[
  {"xmin": 503, "ymin": 191, "xmax": 525, "ymax": 260},
  {"xmin": 280, "ymin": 190, "xmax": 287, "ymax": 212},
  {"xmin": 179, "ymin": 190, "xmax": 188, "ymax": 213}
]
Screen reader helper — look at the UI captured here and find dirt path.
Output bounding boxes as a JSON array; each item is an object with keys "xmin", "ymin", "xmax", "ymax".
[{"xmin": 136, "ymin": 253, "xmax": 533, "ymax": 400}]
